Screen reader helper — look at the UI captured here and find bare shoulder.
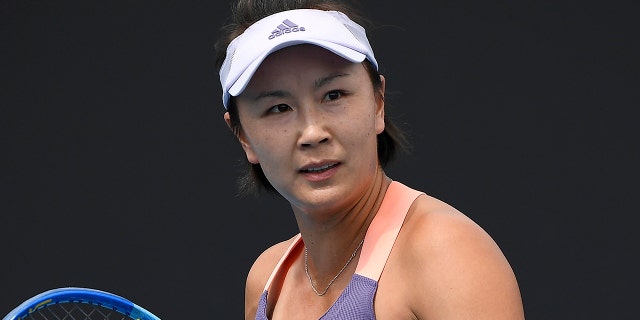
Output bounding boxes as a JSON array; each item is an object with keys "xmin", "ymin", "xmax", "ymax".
[
  {"xmin": 380, "ymin": 194, "xmax": 525, "ymax": 319},
  {"xmin": 401, "ymin": 194, "xmax": 501, "ymax": 252},
  {"xmin": 245, "ymin": 235, "xmax": 299, "ymax": 319}
]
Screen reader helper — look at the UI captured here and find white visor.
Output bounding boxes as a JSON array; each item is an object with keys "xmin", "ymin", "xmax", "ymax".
[{"xmin": 219, "ymin": 9, "xmax": 378, "ymax": 109}]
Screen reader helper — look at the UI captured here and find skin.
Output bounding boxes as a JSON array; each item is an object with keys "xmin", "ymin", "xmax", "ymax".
[{"xmin": 225, "ymin": 44, "xmax": 525, "ymax": 320}]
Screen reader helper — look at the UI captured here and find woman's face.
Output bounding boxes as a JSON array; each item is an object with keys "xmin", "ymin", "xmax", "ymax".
[{"xmin": 230, "ymin": 44, "xmax": 385, "ymax": 214}]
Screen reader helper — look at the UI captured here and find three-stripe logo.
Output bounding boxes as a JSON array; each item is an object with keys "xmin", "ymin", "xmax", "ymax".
[{"xmin": 269, "ymin": 19, "xmax": 306, "ymax": 40}]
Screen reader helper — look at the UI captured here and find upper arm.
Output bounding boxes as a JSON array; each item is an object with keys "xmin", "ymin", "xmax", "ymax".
[{"xmin": 400, "ymin": 197, "xmax": 525, "ymax": 319}]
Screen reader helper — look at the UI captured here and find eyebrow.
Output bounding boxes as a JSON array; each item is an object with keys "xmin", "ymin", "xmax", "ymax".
[
  {"xmin": 315, "ymin": 72, "xmax": 349, "ymax": 89},
  {"xmin": 253, "ymin": 90, "xmax": 288, "ymax": 101}
]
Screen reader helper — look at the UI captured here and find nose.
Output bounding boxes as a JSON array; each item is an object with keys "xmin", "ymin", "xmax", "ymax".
[{"xmin": 297, "ymin": 108, "xmax": 331, "ymax": 148}]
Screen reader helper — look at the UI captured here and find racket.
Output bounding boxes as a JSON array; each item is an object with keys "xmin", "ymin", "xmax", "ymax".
[{"xmin": 3, "ymin": 287, "xmax": 161, "ymax": 320}]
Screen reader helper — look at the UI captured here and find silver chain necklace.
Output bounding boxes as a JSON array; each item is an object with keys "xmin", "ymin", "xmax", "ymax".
[{"xmin": 304, "ymin": 238, "xmax": 365, "ymax": 296}]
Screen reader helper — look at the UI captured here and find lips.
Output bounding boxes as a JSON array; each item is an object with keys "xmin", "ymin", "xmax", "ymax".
[{"xmin": 299, "ymin": 162, "xmax": 339, "ymax": 173}]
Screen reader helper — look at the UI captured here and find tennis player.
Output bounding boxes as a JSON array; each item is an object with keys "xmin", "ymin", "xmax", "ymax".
[{"xmin": 215, "ymin": 0, "xmax": 525, "ymax": 319}]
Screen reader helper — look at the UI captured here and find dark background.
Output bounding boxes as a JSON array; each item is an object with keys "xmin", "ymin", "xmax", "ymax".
[{"xmin": 1, "ymin": 0, "xmax": 637, "ymax": 318}]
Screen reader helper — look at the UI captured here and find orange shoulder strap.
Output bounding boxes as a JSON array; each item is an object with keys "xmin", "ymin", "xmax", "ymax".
[{"xmin": 355, "ymin": 181, "xmax": 424, "ymax": 280}]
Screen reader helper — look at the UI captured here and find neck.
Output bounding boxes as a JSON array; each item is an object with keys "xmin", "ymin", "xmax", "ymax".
[{"xmin": 299, "ymin": 170, "xmax": 392, "ymax": 282}]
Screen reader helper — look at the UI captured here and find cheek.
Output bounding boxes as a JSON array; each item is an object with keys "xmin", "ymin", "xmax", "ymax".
[
  {"xmin": 351, "ymin": 104, "xmax": 377, "ymax": 133},
  {"xmin": 245, "ymin": 128, "xmax": 289, "ymax": 164},
  {"xmin": 339, "ymin": 112, "xmax": 378, "ymax": 148}
]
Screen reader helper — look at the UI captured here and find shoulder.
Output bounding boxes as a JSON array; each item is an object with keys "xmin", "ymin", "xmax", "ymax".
[
  {"xmin": 402, "ymin": 193, "xmax": 495, "ymax": 250},
  {"xmin": 394, "ymin": 193, "xmax": 506, "ymax": 285},
  {"xmin": 382, "ymin": 193, "xmax": 524, "ymax": 319},
  {"xmin": 244, "ymin": 234, "xmax": 299, "ymax": 318}
]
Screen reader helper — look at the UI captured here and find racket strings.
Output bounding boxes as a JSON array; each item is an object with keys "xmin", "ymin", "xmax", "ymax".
[{"xmin": 27, "ymin": 302, "xmax": 132, "ymax": 320}]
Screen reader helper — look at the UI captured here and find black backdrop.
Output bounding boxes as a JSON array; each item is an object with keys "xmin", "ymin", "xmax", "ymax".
[{"xmin": 1, "ymin": 0, "xmax": 637, "ymax": 318}]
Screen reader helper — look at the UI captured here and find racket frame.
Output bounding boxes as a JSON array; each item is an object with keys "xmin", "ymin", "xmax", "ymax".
[{"xmin": 3, "ymin": 287, "xmax": 160, "ymax": 320}]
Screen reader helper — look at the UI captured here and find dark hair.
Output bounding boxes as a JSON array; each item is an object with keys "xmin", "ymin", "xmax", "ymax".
[{"xmin": 214, "ymin": 0, "xmax": 409, "ymax": 197}]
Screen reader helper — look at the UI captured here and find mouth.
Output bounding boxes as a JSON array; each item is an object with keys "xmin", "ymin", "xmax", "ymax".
[{"xmin": 300, "ymin": 163, "xmax": 339, "ymax": 173}]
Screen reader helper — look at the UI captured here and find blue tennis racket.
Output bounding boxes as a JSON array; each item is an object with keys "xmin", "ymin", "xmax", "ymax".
[{"xmin": 3, "ymin": 287, "xmax": 160, "ymax": 320}]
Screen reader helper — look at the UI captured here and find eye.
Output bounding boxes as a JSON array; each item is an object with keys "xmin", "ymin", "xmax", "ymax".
[
  {"xmin": 324, "ymin": 90, "xmax": 344, "ymax": 102},
  {"xmin": 267, "ymin": 103, "xmax": 292, "ymax": 114}
]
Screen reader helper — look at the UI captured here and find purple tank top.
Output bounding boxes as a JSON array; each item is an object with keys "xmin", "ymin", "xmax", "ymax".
[{"xmin": 255, "ymin": 181, "xmax": 423, "ymax": 319}]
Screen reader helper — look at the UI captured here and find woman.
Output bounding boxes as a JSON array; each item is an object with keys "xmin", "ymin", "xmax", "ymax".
[{"xmin": 215, "ymin": 1, "xmax": 525, "ymax": 319}]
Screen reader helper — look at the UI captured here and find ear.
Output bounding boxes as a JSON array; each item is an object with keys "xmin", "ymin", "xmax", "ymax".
[
  {"xmin": 224, "ymin": 112, "xmax": 260, "ymax": 164},
  {"xmin": 374, "ymin": 75, "xmax": 386, "ymax": 134}
]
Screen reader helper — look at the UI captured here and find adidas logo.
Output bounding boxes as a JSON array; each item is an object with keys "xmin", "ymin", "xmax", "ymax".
[{"xmin": 268, "ymin": 19, "xmax": 305, "ymax": 40}]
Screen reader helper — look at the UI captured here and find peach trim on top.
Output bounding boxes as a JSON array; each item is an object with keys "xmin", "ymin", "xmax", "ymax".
[
  {"xmin": 262, "ymin": 234, "xmax": 302, "ymax": 292},
  {"xmin": 355, "ymin": 181, "xmax": 423, "ymax": 280}
]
